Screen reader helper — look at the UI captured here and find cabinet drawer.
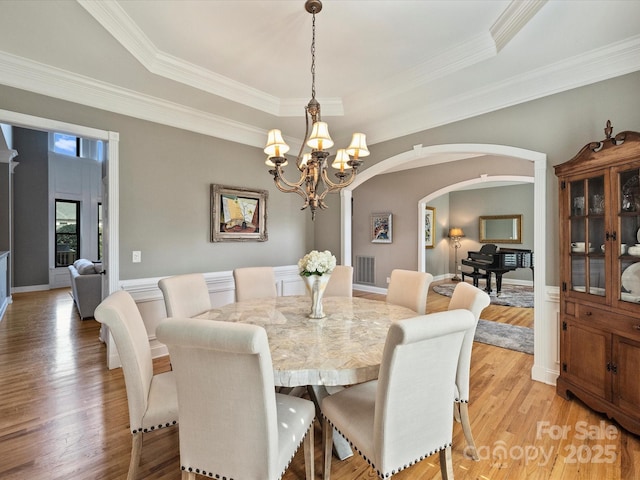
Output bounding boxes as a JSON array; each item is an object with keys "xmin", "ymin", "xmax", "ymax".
[{"xmin": 577, "ymin": 304, "xmax": 640, "ymax": 338}]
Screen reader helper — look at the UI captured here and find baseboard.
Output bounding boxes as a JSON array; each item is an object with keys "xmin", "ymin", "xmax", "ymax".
[{"xmin": 12, "ymin": 284, "xmax": 50, "ymax": 293}]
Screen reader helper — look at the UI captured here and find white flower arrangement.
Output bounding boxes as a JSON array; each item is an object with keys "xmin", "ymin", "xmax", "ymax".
[{"xmin": 298, "ymin": 250, "xmax": 336, "ymax": 276}]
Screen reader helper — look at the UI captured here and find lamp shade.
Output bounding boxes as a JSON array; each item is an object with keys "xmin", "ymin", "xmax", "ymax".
[
  {"xmin": 346, "ymin": 132, "xmax": 370, "ymax": 159},
  {"xmin": 307, "ymin": 121, "xmax": 334, "ymax": 150},
  {"xmin": 331, "ymin": 149, "xmax": 352, "ymax": 171},
  {"xmin": 448, "ymin": 227, "xmax": 465, "ymax": 238},
  {"xmin": 264, "ymin": 129, "xmax": 290, "ymax": 157},
  {"xmin": 299, "ymin": 153, "xmax": 311, "ymax": 168}
]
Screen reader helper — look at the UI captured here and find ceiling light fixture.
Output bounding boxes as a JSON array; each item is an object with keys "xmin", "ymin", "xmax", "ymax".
[{"xmin": 264, "ymin": 0, "xmax": 369, "ymax": 220}]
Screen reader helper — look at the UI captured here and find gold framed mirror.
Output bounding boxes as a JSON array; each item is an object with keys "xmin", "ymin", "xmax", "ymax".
[{"xmin": 479, "ymin": 214, "xmax": 522, "ymax": 244}]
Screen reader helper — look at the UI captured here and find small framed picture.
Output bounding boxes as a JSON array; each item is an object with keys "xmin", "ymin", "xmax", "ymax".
[
  {"xmin": 371, "ymin": 212, "xmax": 392, "ymax": 243},
  {"xmin": 210, "ymin": 184, "xmax": 268, "ymax": 242},
  {"xmin": 425, "ymin": 206, "xmax": 436, "ymax": 248}
]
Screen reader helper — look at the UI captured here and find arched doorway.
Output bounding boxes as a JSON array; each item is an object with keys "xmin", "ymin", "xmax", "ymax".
[{"xmin": 338, "ymin": 143, "xmax": 553, "ymax": 385}]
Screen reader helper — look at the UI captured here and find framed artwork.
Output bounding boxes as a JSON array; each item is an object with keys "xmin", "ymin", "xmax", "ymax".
[
  {"xmin": 371, "ymin": 212, "xmax": 392, "ymax": 243},
  {"xmin": 425, "ymin": 206, "xmax": 436, "ymax": 248},
  {"xmin": 210, "ymin": 184, "xmax": 268, "ymax": 242}
]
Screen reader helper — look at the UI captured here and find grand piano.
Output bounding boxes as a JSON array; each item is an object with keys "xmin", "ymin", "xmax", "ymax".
[{"xmin": 461, "ymin": 244, "xmax": 534, "ymax": 295}]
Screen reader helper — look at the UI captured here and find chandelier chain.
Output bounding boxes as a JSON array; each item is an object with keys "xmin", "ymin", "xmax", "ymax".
[{"xmin": 310, "ymin": 9, "xmax": 316, "ymax": 100}]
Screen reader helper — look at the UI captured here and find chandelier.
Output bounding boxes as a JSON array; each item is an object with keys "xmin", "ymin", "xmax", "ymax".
[{"xmin": 263, "ymin": 0, "xmax": 369, "ymax": 220}]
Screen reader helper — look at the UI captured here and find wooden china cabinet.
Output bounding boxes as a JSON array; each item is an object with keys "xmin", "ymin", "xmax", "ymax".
[{"xmin": 555, "ymin": 121, "xmax": 640, "ymax": 435}]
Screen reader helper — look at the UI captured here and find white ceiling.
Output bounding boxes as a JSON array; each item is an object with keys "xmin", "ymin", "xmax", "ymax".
[{"xmin": 1, "ymin": 0, "xmax": 639, "ymax": 158}]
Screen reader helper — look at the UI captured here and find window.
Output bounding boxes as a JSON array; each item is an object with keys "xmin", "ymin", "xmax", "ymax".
[
  {"xmin": 55, "ymin": 200, "xmax": 80, "ymax": 267},
  {"xmin": 53, "ymin": 133, "xmax": 80, "ymax": 157},
  {"xmin": 97, "ymin": 203, "xmax": 103, "ymax": 261},
  {"xmin": 51, "ymin": 132, "xmax": 105, "ymax": 161}
]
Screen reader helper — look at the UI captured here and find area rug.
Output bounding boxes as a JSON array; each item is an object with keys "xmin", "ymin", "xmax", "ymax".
[
  {"xmin": 474, "ymin": 319, "xmax": 533, "ymax": 355},
  {"xmin": 432, "ymin": 282, "xmax": 534, "ymax": 308}
]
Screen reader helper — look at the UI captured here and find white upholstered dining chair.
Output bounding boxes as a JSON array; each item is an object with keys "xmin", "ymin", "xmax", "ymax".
[
  {"xmin": 447, "ymin": 281, "xmax": 491, "ymax": 460},
  {"xmin": 386, "ymin": 269, "xmax": 433, "ymax": 314},
  {"xmin": 233, "ymin": 266, "xmax": 277, "ymax": 301},
  {"xmin": 157, "ymin": 317, "xmax": 315, "ymax": 480},
  {"xmin": 321, "ymin": 309, "xmax": 475, "ymax": 480},
  {"xmin": 324, "ymin": 265, "xmax": 353, "ymax": 297},
  {"xmin": 94, "ymin": 290, "xmax": 179, "ymax": 480},
  {"xmin": 158, "ymin": 273, "xmax": 211, "ymax": 318}
]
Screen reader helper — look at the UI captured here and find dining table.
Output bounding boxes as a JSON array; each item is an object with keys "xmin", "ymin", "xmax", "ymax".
[
  {"xmin": 194, "ymin": 294, "xmax": 418, "ymax": 460},
  {"xmin": 194, "ymin": 295, "xmax": 418, "ymax": 388}
]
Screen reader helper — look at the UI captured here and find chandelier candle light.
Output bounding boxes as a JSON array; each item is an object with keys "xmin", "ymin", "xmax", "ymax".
[
  {"xmin": 298, "ymin": 250, "xmax": 336, "ymax": 319},
  {"xmin": 264, "ymin": 0, "xmax": 369, "ymax": 220}
]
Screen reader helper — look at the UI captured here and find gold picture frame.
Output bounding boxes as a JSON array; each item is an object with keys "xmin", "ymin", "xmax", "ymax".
[
  {"xmin": 210, "ymin": 184, "xmax": 268, "ymax": 242},
  {"xmin": 425, "ymin": 206, "xmax": 436, "ymax": 248}
]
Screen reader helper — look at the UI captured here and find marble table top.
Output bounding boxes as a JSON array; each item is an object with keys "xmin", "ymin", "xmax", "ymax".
[{"xmin": 195, "ymin": 296, "xmax": 417, "ymax": 387}]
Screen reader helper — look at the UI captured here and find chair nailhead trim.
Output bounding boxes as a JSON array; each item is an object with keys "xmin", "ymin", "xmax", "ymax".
[
  {"xmin": 134, "ymin": 419, "xmax": 177, "ymax": 434},
  {"xmin": 323, "ymin": 414, "xmax": 451, "ymax": 478},
  {"xmin": 179, "ymin": 423, "xmax": 312, "ymax": 480}
]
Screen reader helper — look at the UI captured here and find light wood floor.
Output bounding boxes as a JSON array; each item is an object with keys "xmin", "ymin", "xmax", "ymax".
[{"xmin": 0, "ymin": 283, "xmax": 638, "ymax": 479}]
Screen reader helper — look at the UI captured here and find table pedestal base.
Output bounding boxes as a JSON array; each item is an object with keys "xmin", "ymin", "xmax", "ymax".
[{"xmin": 307, "ymin": 385, "xmax": 354, "ymax": 460}]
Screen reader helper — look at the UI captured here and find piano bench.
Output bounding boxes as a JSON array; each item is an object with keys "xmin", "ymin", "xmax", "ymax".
[{"xmin": 461, "ymin": 270, "xmax": 489, "ymax": 288}]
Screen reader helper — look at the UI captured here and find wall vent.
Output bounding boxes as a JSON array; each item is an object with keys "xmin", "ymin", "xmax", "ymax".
[{"xmin": 355, "ymin": 256, "xmax": 375, "ymax": 285}]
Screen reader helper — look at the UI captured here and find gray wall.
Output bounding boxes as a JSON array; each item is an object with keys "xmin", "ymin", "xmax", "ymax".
[
  {"xmin": 449, "ymin": 184, "xmax": 535, "ymax": 282},
  {"xmin": 13, "ymin": 128, "xmax": 49, "ymax": 287},
  {"xmin": 1, "ymin": 71, "xmax": 640, "ymax": 287},
  {"xmin": 0, "ymin": 85, "xmax": 314, "ymax": 283},
  {"xmin": 352, "ymin": 156, "xmax": 534, "ymax": 287},
  {"xmin": 345, "ymin": 71, "xmax": 640, "ymax": 287}
]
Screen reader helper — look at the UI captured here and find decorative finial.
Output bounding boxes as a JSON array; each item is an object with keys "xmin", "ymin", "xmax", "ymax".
[{"xmin": 604, "ymin": 120, "xmax": 613, "ymax": 139}]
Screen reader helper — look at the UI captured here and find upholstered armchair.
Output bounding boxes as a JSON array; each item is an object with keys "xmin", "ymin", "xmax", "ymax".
[
  {"xmin": 158, "ymin": 273, "xmax": 211, "ymax": 318},
  {"xmin": 386, "ymin": 269, "xmax": 433, "ymax": 314},
  {"xmin": 447, "ymin": 281, "xmax": 491, "ymax": 460},
  {"xmin": 321, "ymin": 309, "xmax": 475, "ymax": 479},
  {"xmin": 157, "ymin": 317, "xmax": 315, "ymax": 480}
]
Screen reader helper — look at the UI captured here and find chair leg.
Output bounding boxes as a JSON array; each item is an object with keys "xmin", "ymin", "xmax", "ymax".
[
  {"xmin": 322, "ymin": 417, "xmax": 334, "ymax": 480},
  {"xmin": 439, "ymin": 445, "xmax": 454, "ymax": 480},
  {"xmin": 182, "ymin": 472, "xmax": 196, "ymax": 480},
  {"xmin": 459, "ymin": 402, "xmax": 479, "ymax": 460},
  {"xmin": 453, "ymin": 401, "xmax": 461, "ymax": 423},
  {"xmin": 127, "ymin": 432, "xmax": 143, "ymax": 480},
  {"xmin": 303, "ymin": 424, "xmax": 315, "ymax": 480}
]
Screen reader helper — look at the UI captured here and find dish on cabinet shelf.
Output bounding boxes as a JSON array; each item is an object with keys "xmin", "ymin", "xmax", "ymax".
[
  {"xmin": 621, "ymin": 292, "xmax": 640, "ymax": 303},
  {"xmin": 621, "ymin": 263, "xmax": 640, "ymax": 296},
  {"xmin": 636, "ymin": 227, "xmax": 640, "ymax": 244},
  {"xmin": 571, "ymin": 247, "xmax": 595, "ymax": 253},
  {"xmin": 628, "ymin": 246, "xmax": 640, "ymax": 256}
]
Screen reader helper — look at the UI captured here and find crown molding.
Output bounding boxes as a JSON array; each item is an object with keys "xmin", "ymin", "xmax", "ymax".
[
  {"xmin": 364, "ymin": 34, "xmax": 640, "ymax": 144},
  {"xmin": 77, "ymin": 0, "xmax": 283, "ymax": 116},
  {"xmin": 491, "ymin": 0, "xmax": 548, "ymax": 52},
  {"xmin": 77, "ymin": 0, "xmax": 542, "ymax": 120},
  {"xmin": 0, "ymin": 50, "xmax": 267, "ymax": 148},
  {"xmin": 0, "ymin": 34, "xmax": 637, "ymax": 149}
]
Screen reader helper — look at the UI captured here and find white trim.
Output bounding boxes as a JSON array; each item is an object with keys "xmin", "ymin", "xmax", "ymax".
[
  {"xmin": 0, "ymin": 109, "xmax": 119, "ymax": 294},
  {"xmin": 0, "ymin": 33, "xmax": 638, "ymax": 148},
  {"xmin": 417, "ymin": 175, "xmax": 535, "ymax": 271},
  {"xmin": 341, "ymin": 143, "xmax": 556, "ymax": 384}
]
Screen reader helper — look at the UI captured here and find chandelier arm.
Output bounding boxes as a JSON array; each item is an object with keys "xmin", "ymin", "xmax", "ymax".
[
  {"xmin": 273, "ymin": 176, "xmax": 310, "ymax": 203},
  {"xmin": 272, "ymin": 165, "xmax": 307, "ymax": 191},
  {"xmin": 320, "ymin": 167, "xmax": 357, "ymax": 191}
]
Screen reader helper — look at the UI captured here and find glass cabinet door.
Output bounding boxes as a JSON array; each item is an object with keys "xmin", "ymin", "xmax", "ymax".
[
  {"xmin": 569, "ymin": 176, "xmax": 606, "ymax": 296},
  {"xmin": 618, "ymin": 167, "xmax": 640, "ymax": 305}
]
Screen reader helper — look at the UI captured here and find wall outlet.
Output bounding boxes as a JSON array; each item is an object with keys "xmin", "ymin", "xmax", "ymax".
[
  {"xmin": 132, "ymin": 251, "xmax": 142, "ymax": 263},
  {"xmin": 457, "ymin": 265, "xmax": 462, "ymax": 270},
  {"xmin": 386, "ymin": 277, "xmax": 391, "ymax": 284}
]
